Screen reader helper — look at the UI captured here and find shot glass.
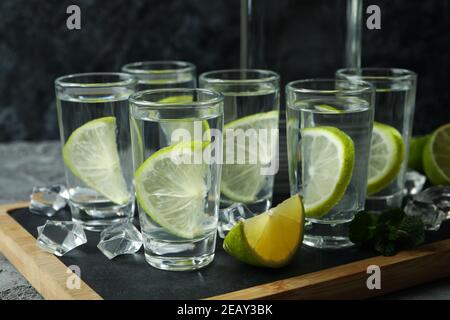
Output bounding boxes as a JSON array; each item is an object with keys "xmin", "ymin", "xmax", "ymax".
[
  {"xmin": 129, "ymin": 88, "xmax": 224, "ymax": 271},
  {"xmin": 55, "ymin": 73, "xmax": 137, "ymax": 231},
  {"xmin": 199, "ymin": 69, "xmax": 280, "ymax": 214},
  {"xmin": 286, "ymin": 79, "xmax": 374, "ymax": 249},
  {"xmin": 122, "ymin": 61, "xmax": 196, "ymax": 91},
  {"xmin": 337, "ymin": 68, "xmax": 417, "ymax": 211}
]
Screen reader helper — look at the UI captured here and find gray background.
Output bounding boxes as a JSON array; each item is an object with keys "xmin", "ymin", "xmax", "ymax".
[{"xmin": 0, "ymin": 0, "xmax": 450, "ymax": 141}]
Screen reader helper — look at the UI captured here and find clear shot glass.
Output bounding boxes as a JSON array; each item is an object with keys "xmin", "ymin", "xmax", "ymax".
[
  {"xmin": 286, "ymin": 79, "xmax": 374, "ymax": 249},
  {"xmin": 129, "ymin": 88, "xmax": 224, "ymax": 271},
  {"xmin": 122, "ymin": 61, "xmax": 196, "ymax": 91},
  {"xmin": 55, "ymin": 73, "xmax": 137, "ymax": 231},
  {"xmin": 199, "ymin": 69, "xmax": 280, "ymax": 214},
  {"xmin": 337, "ymin": 68, "xmax": 417, "ymax": 211}
]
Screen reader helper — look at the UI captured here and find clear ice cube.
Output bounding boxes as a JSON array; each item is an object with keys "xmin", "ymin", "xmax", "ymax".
[
  {"xmin": 405, "ymin": 186, "xmax": 450, "ymax": 231},
  {"xmin": 97, "ymin": 222, "xmax": 143, "ymax": 260},
  {"xmin": 218, "ymin": 203, "xmax": 256, "ymax": 239},
  {"xmin": 404, "ymin": 170, "xmax": 426, "ymax": 196},
  {"xmin": 37, "ymin": 221, "xmax": 87, "ymax": 256},
  {"xmin": 29, "ymin": 185, "xmax": 67, "ymax": 217}
]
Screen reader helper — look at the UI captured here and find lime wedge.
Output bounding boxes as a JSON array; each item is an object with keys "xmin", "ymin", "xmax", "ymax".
[
  {"xmin": 301, "ymin": 126, "xmax": 355, "ymax": 218},
  {"xmin": 221, "ymin": 111, "xmax": 279, "ymax": 203},
  {"xmin": 408, "ymin": 134, "xmax": 430, "ymax": 172},
  {"xmin": 135, "ymin": 141, "xmax": 209, "ymax": 239},
  {"xmin": 423, "ymin": 123, "xmax": 450, "ymax": 185},
  {"xmin": 367, "ymin": 122, "xmax": 405, "ymax": 195},
  {"xmin": 223, "ymin": 194, "xmax": 305, "ymax": 268},
  {"xmin": 62, "ymin": 117, "xmax": 130, "ymax": 205}
]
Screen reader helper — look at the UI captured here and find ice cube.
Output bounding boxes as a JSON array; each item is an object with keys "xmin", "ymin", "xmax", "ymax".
[
  {"xmin": 218, "ymin": 203, "xmax": 256, "ymax": 239},
  {"xmin": 37, "ymin": 221, "xmax": 87, "ymax": 256},
  {"xmin": 404, "ymin": 170, "xmax": 426, "ymax": 196},
  {"xmin": 405, "ymin": 186, "xmax": 450, "ymax": 231},
  {"xmin": 97, "ymin": 222, "xmax": 143, "ymax": 260},
  {"xmin": 29, "ymin": 185, "xmax": 67, "ymax": 217}
]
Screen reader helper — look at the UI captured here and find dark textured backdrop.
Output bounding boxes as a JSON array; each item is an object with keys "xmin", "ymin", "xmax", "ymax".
[{"xmin": 0, "ymin": 0, "xmax": 449, "ymax": 141}]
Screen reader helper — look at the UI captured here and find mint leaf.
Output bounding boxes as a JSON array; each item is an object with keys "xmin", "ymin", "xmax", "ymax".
[
  {"xmin": 349, "ymin": 211, "xmax": 377, "ymax": 244},
  {"xmin": 349, "ymin": 208, "xmax": 426, "ymax": 257},
  {"xmin": 398, "ymin": 216, "xmax": 425, "ymax": 248}
]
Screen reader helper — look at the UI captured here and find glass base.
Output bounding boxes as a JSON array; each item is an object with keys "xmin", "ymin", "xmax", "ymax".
[
  {"xmin": 143, "ymin": 231, "xmax": 216, "ymax": 271},
  {"xmin": 303, "ymin": 220, "xmax": 354, "ymax": 249},
  {"xmin": 365, "ymin": 190, "xmax": 403, "ymax": 212},
  {"xmin": 69, "ymin": 201, "xmax": 134, "ymax": 232}
]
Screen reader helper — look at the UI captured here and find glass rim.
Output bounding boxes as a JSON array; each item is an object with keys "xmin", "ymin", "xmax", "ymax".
[
  {"xmin": 129, "ymin": 88, "xmax": 224, "ymax": 109},
  {"xmin": 121, "ymin": 61, "xmax": 196, "ymax": 75},
  {"xmin": 336, "ymin": 67, "xmax": 417, "ymax": 82},
  {"xmin": 286, "ymin": 78, "xmax": 374, "ymax": 95},
  {"xmin": 199, "ymin": 69, "xmax": 280, "ymax": 84},
  {"xmin": 55, "ymin": 72, "xmax": 136, "ymax": 88}
]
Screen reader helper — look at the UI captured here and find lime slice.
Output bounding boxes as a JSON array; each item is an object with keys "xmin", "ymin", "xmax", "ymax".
[
  {"xmin": 301, "ymin": 126, "xmax": 355, "ymax": 218},
  {"xmin": 367, "ymin": 122, "xmax": 405, "ymax": 195},
  {"xmin": 223, "ymin": 194, "xmax": 305, "ymax": 268},
  {"xmin": 62, "ymin": 117, "xmax": 130, "ymax": 205},
  {"xmin": 221, "ymin": 111, "xmax": 279, "ymax": 203},
  {"xmin": 408, "ymin": 134, "xmax": 430, "ymax": 172},
  {"xmin": 314, "ymin": 104, "xmax": 343, "ymax": 113},
  {"xmin": 423, "ymin": 123, "xmax": 450, "ymax": 185},
  {"xmin": 158, "ymin": 95, "xmax": 211, "ymax": 143},
  {"xmin": 135, "ymin": 141, "xmax": 209, "ymax": 239}
]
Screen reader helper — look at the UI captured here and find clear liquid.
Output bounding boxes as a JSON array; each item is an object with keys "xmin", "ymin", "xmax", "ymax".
[
  {"xmin": 56, "ymin": 94, "xmax": 135, "ymax": 230},
  {"xmin": 287, "ymin": 97, "xmax": 373, "ymax": 223},
  {"xmin": 368, "ymin": 87, "xmax": 415, "ymax": 207},
  {"xmin": 218, "ymin": 89, "xmax": 279, "ymax": 212},
  {"xmin": 130, "ymin": 106, "xmax": 222, "ymax": 243}
]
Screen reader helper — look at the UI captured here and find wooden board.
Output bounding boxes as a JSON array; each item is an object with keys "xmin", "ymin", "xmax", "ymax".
[{"xmin": 1, "ymin": 201, "xmax": 450, "ymax": 300}]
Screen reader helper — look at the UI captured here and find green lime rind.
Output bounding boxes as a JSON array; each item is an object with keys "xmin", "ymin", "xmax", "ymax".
[
  {"xmin": 423, "ymin": 124, "xmax": 450, "ymax": 185},
  {"xmin": 302, "ymin": 126, "xmax": 355, "ymax": 218},
  {"xmin": 134, "ymin": 141, "xmax": 208, "ymax": 239},
  {"xmin": 408, "ymin": 134, "xmax": 431, "ymax": 172},
  {"xmin": 224, "ymin": 110, "xmax": 279, "ymax": 130},
  {"xmin": 223, "ymin": 194, "xmax": 305, "ymax": 268},
  {"xmin": 223, "ymin": 221, "xmax": 267, "ymax": 267},
  {"xmin": 221, "ymin": 110, "xmax": 279, "ymax": 203},
  {"xmin": 367, "ymin": 122, "xmax": 405, "ymax": 196},
  {"xmin": 62, "ymin": 116, "xmax": 130, "ymax": 205}
]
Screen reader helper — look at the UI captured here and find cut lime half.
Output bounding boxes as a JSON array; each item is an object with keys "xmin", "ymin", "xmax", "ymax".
[
  {"xmin": 301, "ymin": 126, "xmax": 355, "ymax": 218},
  {"xmin": 423, "ymin": 123, "xmax": 450, "ymax": 185},
  {"xmin": 135, "ymin": 141, "xmax": 210, "ymax": 239},
  {"xmin": 62, "ymin": 117, "xmax": 130, "ymax": 205},
  {"xmin": 221, "ymin": 110, "xmax": 279, "ymax": 204},
  {"xmin": 367, "ymin": 122, "xmax": 405, "ymax": 195}
]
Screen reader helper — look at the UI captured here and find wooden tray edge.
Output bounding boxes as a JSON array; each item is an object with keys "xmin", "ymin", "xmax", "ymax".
[
  {"xmin": 0, "ymin": 202, "xmax": 102, "ymax": 300},
  {"xmin": 208, "ymin": 237, "xmax": 450, "ymax": 299}
]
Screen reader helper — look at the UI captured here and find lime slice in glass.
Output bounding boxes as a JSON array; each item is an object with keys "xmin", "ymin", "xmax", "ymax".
[
  {"xmin": 367, "ymin": 122, "xmax": 405, "ymax": 195},
  {"xmin": 62, "ymin": 117, "xmax": 130, "ymax": 205},
  {"xmin": 423, "ymin": 123, "xmax": 450, "ymax": 185},
  {"xmin": 134, "ymin": 141, "xmax": 209, "ymax": 239},
  {"xmin": 301, "ymin": 126, "xmax": 355, "ymax": 218},
  {"xmin": 221, "ymin": 110, "xmax": 279, "ymax": 204}
]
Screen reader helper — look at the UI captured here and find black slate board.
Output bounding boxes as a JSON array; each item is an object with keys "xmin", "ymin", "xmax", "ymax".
[{"xmin": 8, "ymin": 198, "xmax": 450, "ymax": 300}]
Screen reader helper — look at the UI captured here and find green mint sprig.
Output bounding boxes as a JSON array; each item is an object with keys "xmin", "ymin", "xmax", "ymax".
[{"xmin": 349, "ymin": 208, "xmax": 425, "ymax": 256}]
